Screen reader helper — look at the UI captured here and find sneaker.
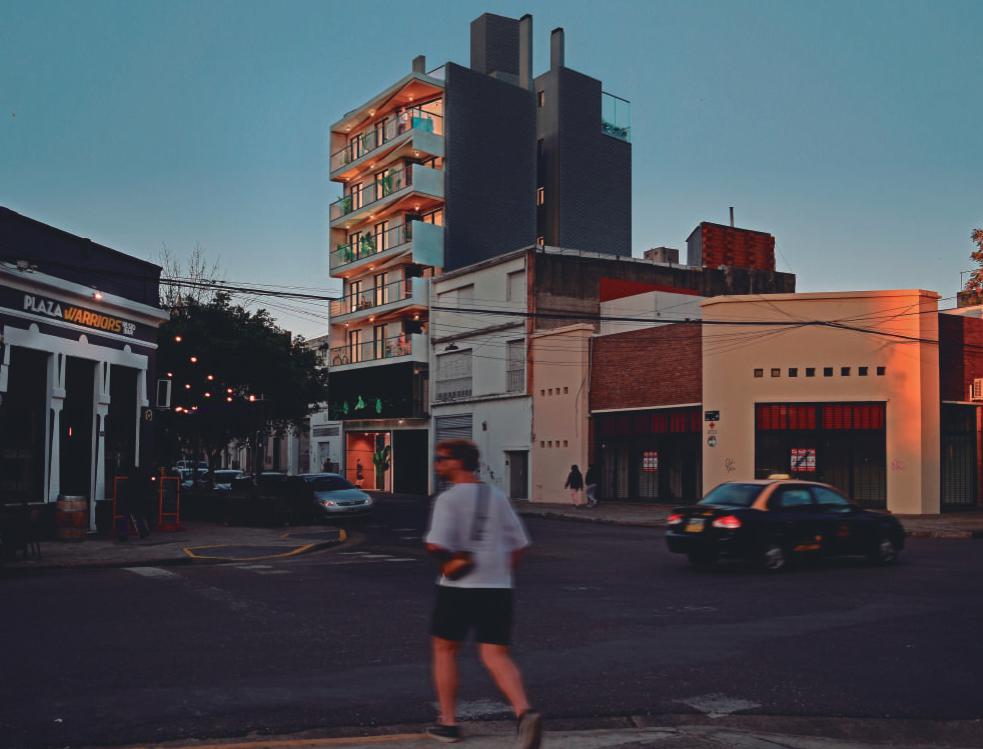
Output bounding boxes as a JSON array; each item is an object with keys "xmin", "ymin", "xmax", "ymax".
[
  {"xmin": 517, "ymin": 710, "xmax": 543, "ymax": 749},
  {"xmin": 427, "ymin": 724, "xmax": 462, "ymax": 743}
]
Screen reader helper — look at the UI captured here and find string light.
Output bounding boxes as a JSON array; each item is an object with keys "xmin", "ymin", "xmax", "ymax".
[
  {"xmin": 184, "ymin": 384, "xmax": 191, "ymax": 390},
  {"xmin": 189, "ymin": 356, "xmax": 198, "ymax": 364},
  {"xmin": 174, "ymin": 335, "xmax": 182, "ymax": 343},
  {"xmin": 204, "ymin": 392, "xmax": 211, "ymax": 398},
  {"xmin": 206, "ymin": 374, "xmax": 214, "ymax": 381}
]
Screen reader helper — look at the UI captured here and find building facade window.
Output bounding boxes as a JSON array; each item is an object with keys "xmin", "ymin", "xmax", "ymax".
[
  {"xmin": 435, "ymin": 350, "xmax": 473, "ymax": 401},
  {"xmin": 507, "ymin": 270, "xmax": 525, "ymax": 302},
  {"xmin": 507, "ymin": 340, "xmax": 525, "ymax": 393}
]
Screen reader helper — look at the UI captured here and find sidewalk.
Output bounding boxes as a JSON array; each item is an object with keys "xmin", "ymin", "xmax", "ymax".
[
  {"xmin": 125, "ymin": 716, "xmax": 983, "ymax": 749},
  {"xmin": 514, "ymin": 501, "xmax": 983, "ymax": 539},
  {"xmin": 0, "ymin": 521, "xmax": 345, "ymax": 573}
]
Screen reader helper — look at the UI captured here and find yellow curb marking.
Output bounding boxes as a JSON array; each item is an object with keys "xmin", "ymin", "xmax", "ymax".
[
  {"xmin": 182, "ymin": 544, "xmax": 315, "ymax": 562},
  {"xmin": 138, "ymin": 733, "xmax": 427, "ymax": 749},
  {"xmin": 183, "ymin": 529, "xmax": 347, "ymax": 562}
]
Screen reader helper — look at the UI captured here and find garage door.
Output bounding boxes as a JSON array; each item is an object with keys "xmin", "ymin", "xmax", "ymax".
[{"xmin": 433, "ymin": 414, "xmax": 473, "ymax": 489}]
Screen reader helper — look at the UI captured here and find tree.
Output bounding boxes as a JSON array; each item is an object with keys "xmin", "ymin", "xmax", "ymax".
[
  {"xmin": 963, "ymin": 228, "xmax": 983, "ymax": 295},
  {"xmin": 156, "ymin": 293, "xmax": 329, "ymax": 471},
  {"xmin": 157, "ymin": 243, "xmax": 226, "ymax": 308}
]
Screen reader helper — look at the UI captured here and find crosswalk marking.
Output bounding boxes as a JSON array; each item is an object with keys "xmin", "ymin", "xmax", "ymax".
[{"xmin": 124, "ymin": 567, "xmax": 179, "ymax": 579}]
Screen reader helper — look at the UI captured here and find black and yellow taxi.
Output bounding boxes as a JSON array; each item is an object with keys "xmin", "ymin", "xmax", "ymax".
[{"xmin": 665, "ymin": 476, "xmax": 906, "ymax": 571}]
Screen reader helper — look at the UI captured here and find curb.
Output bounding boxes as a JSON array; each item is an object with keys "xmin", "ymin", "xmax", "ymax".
[
  {"xmin": 103, "ymin": 713, "xmax": 983, "ymax": 749},
  {"xmin": 0, "ymin": 532, "xmax": 347, "ymax": 575},
  {"xmin": 516, "ymin": 509, "xmax": 983, "ymax": 539}
]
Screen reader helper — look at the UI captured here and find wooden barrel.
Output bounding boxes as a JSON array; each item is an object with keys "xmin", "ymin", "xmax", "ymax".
[{"xmin": 55, "ymin": 496, "xmax": 88, "ymax": 541}]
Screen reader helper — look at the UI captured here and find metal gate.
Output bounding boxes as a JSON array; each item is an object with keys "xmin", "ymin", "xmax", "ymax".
[
  {"xmin": 755, "ymin": 402, "xmax": 887, "ymax": 508},
  {"xmin": 433, "ymin": 413, "xmax": 473, "ymax": 490},
  {"xmin": 941, "ymin": 404, "xmax": 979, "ymax": 509}
]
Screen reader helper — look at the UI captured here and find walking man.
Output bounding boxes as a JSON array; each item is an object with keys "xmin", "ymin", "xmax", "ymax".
[{"xmin": 425, "ymin": 439, "xmax": 542, "ymax": 747}]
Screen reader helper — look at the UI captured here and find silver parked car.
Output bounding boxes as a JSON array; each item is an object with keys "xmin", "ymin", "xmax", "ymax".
[{"xmin": 298, "ymin": 473, "xmax": 374, "ymax": 518}]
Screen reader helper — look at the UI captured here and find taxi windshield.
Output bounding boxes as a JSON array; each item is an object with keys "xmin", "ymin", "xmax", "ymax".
[{"xmin": 699, "ymin": 483, "xmax": 765, "ymax": 507}]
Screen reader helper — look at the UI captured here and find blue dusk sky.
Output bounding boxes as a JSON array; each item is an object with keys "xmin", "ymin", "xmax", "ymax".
[{"xmin": 2, "ymin": 0, "xmax": 981, "ymax": 337}]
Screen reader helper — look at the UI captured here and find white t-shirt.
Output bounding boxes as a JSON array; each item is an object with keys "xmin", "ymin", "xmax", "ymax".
[{"xmin": 425, "ymin": 482, "xmax": 530, "ymax": 589}]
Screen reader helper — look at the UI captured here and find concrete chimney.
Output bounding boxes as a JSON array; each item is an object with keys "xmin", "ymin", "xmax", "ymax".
[
  {"xmin": 729, "ymin": 207, "xmax": 735, "ymax": 227},
  {"xmin": 550, "ymin": 27, "xmax": 565, "ymax": 70},
  {"xmin": 518, "ymin": 14, "xmax": 533, "ymax": 90},
  {"xmin": 412, "ymin": 55, "xmax": 426, "ymax": 74}
]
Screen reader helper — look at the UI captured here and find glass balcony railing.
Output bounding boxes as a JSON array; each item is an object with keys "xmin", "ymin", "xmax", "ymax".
[
  {"xmin": 330, "ymin": 277, "xmax": 418, "ymax": 317},
  {"xmin": 330, "ymin": 109, "xmax": 443, "ymax": 172},
  {"xmin": 601, "ymin": 91, "xmax": 631, "ymax": 142},
  {"xmin": 330, "ymin": 223, "xmax": 412, "ymax": 269},
  {"xmin": 330, "ymin": 166, "xmax": 410, "ymax": 221},
  {"xmin": 329, "ymin": 333, "xmax": 415, "ymax": 367}
]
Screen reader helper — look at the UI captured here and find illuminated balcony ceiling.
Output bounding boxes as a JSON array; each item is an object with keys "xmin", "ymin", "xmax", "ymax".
[{"xmin": 331, "ymin": 73, "xmax": 443, "ymax": 135}]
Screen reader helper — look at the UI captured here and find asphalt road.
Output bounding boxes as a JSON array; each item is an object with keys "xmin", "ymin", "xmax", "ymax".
[{"xmin": 2, "ymin": 494, "xmax": 982, "ymax": 749}]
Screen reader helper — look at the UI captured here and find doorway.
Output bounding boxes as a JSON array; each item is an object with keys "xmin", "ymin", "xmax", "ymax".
[
  {"xmin": 61, "ymin": 357, "xmax": 95, "ymax": 497},
  {"xmin": 506, "ymin": 451, "xmax": 528, "ymax": 500},
  {"xmin": 0, "ymin": 346, "xmax": 48, "ymax": 502}
]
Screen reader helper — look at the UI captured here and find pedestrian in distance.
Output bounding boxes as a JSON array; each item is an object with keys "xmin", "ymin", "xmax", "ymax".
[
  {"xmin": 584, "ymin": 464, "xmax": 598, "ymax": 508},
  {"xmin": 564, "ymin": 464, "xmax": 585, "ymax": 506},
  {"xmin": 354, "ymin": 458, "xmax": 364, "ymax": 488},
  {"xmin": 425, "ymin": 439, "xmax": 542, "ymax": 748}
]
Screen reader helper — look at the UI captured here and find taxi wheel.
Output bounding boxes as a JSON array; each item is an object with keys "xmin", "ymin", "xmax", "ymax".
[
  {"xmin": 687, "ymin": 550, "xmax": 717, "ymax": 571},
  {"xmin": 867, "ymin": 536, "xmax": 899, "ymax": 565},
  {"xmin": 760, "ymin": 543, "xmax": 789, "ymax": 572}
]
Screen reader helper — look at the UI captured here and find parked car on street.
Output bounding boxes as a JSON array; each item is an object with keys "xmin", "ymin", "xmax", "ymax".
[
  {"xmin": 665, "ymin": 477, "xmax": 905, "ymax": 571},
  {"xmin": 295, "ymin": 473, "xmax": 374, "ymax": 520},
  {"xmin": 211, "ymin": 469, "xmax": 245, "ymax": 493}
]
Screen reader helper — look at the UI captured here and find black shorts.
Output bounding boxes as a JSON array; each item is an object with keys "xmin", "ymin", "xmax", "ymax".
[{"xmin": 430, "ymin": 586, "xmax": 513, "ymax": 645}]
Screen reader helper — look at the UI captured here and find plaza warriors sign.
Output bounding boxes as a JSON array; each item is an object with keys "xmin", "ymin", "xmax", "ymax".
[{"xmin": 23, "ymin": 293, "xmax": 137, "ymax": 336}]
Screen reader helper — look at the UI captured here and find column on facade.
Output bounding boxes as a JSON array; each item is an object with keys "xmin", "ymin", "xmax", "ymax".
[
  {"xmin": 90, "ymin": 360, "xmax": 111, "ymax": 530},
  {"xmin": 45, "ymin": 352, "xmax": 67, "ymax": 502},
  {"xmin": 134, "ymin": 364, "xmax": 148, "ymax": 467}
]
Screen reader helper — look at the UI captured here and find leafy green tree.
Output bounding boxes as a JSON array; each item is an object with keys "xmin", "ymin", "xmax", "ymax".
[
  {"xmin": 157, "ymin": 293, "xmax": 328, "ymax": 470},
  {"xmin": 963, "ymin": 228, "xmax": 983, "ymax": 294}
]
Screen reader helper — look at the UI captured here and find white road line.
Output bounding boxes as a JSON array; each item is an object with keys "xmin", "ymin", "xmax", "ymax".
[
  {"xmin": 358, "ymin": 554, "xmax": 395, "ymax": 559},
  {"xmin": 676, "ymin": 694, "xmax": 761, "ymax": 719},
  {"xmin": 400, "ymin": 536, "xmax": 421, "ymax": 541},
  {"xmin": 394, "ymin": 528, "xmax": 417, "ymax": 532},
  {"xmin": 236, "ymin": 564, "xmax": 273, "ymax": 569},
  {"xmin": 384, "ymin": 558, "xmax": 416, "ymax": 563},
  {"xmin": 123, "ymin": 567, "xmax": 179, "ymax": 579},
  {"xmin": 255, "ymin": 570, "xmax": 291, "ymax": 575}
]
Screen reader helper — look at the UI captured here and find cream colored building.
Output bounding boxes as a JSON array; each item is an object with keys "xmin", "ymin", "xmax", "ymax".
[
  {"xmin": 531, "ymin": 324, "xmax": 592, "ymax": 503},
  {"xmin": 702, "ymin": 289, "xmax": 941, "ymax": 515}
]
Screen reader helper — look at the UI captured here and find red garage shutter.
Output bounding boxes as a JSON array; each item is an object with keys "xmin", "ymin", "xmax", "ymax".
[{"xmin": 757, "ymin": 404, "xmax": 817, "ymax": 430}]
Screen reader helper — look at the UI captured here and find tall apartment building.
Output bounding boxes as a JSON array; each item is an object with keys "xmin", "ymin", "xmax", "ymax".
[{"xmin": 324, "ymin": 12, "xmax": 632, "ymax": 494}]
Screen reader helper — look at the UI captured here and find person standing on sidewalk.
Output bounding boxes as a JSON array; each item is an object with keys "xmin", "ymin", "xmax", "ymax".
[
  {"xmin": 584, "ymin": 464, "xmax": 598, "ymax": 507},
  {"xmin": 425, "ymin": 439, "xmax": 542, "ymax": 748},
  {"xmin": 564, "ymin": 465, "xmax": 584, "ymax": 506}
]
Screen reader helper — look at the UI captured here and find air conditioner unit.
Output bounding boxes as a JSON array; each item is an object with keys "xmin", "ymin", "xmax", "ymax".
[{"xmin": 970, "ymin": 379, "xmax": 983, "ymax": 402}]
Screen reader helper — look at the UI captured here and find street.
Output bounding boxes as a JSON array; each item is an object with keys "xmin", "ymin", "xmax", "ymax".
[{"xmin": 2, "ymin": 494, "xmax": 982, "ymax": 749}]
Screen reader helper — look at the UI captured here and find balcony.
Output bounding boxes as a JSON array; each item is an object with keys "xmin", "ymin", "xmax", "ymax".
[
  {"xmin": 329, "ymin": 163, "xmax": 443, "ymax": 228},
  {"xmin": 330, "ymin": 276, "xmax": 429, "ymax": 323},
  {"xmin": 330, "ymin": 110, "xmax": 443, "ymax": 179},
  {"xmin": 328, "ymin": 332, "xmax": 428, "ymax": 373},
  {"xmin": 601, "ymin": 92, "xmax": 631, "ymax": 142},
  {"xmin": 330, "ymin": 220, "xmax": 443, "ymax": 276}
]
